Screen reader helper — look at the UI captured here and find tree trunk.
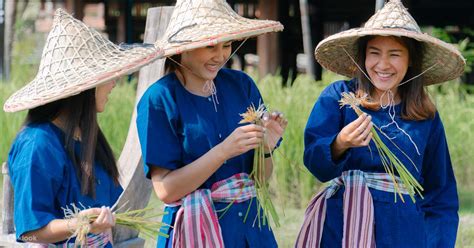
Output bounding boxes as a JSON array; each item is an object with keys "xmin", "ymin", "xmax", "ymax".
[{"xmin": 4, "ymin": 0, "xmax": 16, "ymax": 81}]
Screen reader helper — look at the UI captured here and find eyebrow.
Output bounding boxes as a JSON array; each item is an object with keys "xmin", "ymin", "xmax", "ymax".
[{"xmin": 367, "ymin": 46, "xmax": 404, "ymax": 52}]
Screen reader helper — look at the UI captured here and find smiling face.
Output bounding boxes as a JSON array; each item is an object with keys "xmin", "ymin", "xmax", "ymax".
[
  {"xmin": 95, "ymin": 80, "xmax": 116, "ymax": 112},
  {"xmin": 180, "ymin": 41, "xmax": 232, "ymax": 82},
  {"xmin": 365, "ymin": 36, "xmax": 410, "ymax": 98}
]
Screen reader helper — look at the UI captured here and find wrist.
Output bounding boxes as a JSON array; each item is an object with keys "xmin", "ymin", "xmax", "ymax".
[
  {"xmin": 66, "ymin": 218, "xmax": 77, "ymax": 234},
  {"xmin": 212, "ymin": 144, "xmax": 228, "ymax": 163}
]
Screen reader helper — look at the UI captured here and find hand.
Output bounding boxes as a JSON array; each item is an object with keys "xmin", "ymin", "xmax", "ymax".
[
  {"xmin": 217, "ymin": 124, "xmax": 265, "ymax": 160},
  {"xmin": 262, "ymin": 111, "xmax": 287, "ymax": 153},
  {"xmin": 78, "ymin": 206, "xmax": 116, "ymax": 234},
  {"xmin": 335, "ymin": 113, "xmax": 373, "ymax": 150}
]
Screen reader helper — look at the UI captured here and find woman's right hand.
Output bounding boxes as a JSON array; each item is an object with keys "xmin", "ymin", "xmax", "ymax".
[
  {"xmin": 335, "ymin": 113, "xmax": 373, "ymax": 150},
  {"xmin": 77, "ymin": 206, "xmax": 115, "ymax": 234},
  {"xmin": 218, "ymin": 124, "xmax": 265, "ymax": 161}
]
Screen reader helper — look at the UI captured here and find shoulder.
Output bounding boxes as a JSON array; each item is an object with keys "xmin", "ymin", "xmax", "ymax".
[
  {"xmin": 139, "ymin": 73, "xmax": 180, "ymax": 109},
  {"xmin": 217, "ymin": 68, "xmax": 255, "ymax": 87},
  {"xmin": 8, "ymin": 122, "xmax": 66, "ymax": 170},
  {"xmin": 319, "ymin": 79, "xmax": 356, "ymax": 99},
  {"xmin": 218, "ymin": 68, "xmax": 252, "ymax": 81}
]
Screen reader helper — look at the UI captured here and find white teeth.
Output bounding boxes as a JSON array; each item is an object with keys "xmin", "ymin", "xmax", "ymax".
[{"xmin": 376, "ymin": 72, "xmax": 392, "ymax": 77}]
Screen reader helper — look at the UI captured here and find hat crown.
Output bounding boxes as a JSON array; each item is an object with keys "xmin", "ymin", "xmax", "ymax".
[
  {"xmin": 37, "ymin": 9, "xmax": 117, "ymax": 81},
  {"xmin": 161, "ymin": 0, "xmax": 247, "ymax": 44},
  {"xmin": 364, "ymin": 0, "xmax": 421, "ymax": 32}
]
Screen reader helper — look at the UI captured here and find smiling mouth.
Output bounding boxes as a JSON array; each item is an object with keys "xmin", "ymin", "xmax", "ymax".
[
  {"xmin": 205, "ymin": 64, "xmax": 220, "ymax": 72},
  {"xmin": 376, "ymin": 71, "xmax": 394, "ymax": 79}
]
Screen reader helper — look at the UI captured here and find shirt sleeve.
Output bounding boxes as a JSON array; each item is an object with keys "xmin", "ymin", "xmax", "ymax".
[
  {"xmin": 303, "ymin": 82, "xmax": 351, "ymax": 182},
  {"xmin": 419, "ymin": 112, "xmax": 459, "ymax": 247},
  {"xmin": 8, "ymin": 134, "xmax": 64, "ymax": 241},
  {"xmin": 136, "ymin": 84, "xmax": 183, "ymax": 178}
]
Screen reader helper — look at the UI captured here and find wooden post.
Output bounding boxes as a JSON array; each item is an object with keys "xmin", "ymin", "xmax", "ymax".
[
  {"xmin": 1, "ymin": 163, "xmax": 14, "ymax": 235},
  {"xmin": 257, "ymin": 0, "xmax": 279, "ymax": 78},
  {"xmin": 112, "ymin": 6, "xmax": 173, "ymax": 247},
  {"xmin": 65, "ymin": 0, "xmax": 83, "ymax": 20},
  {"xmin": 375, "ymin": 0, "xmax": 385, "ymax": 12},
  {"xmin": 299, "ymin": 0, "xmax": 315, "ymax": 78},
  {"xmin": 0, "ymin": 0, "xmax": 5, "ymax": 81}
]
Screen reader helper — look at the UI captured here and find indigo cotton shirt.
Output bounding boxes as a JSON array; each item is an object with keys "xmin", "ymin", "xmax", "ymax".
[
  {"xmin": 137, "ymin": 68, "xmax": 278, "ymax": 248},
  {"xmin": 7, "ymin": 122, "xmax": 123, "ymax": 245},
  {"xmin": 304, "ymin": 79, "xmax": 459, "ymax": 248}
]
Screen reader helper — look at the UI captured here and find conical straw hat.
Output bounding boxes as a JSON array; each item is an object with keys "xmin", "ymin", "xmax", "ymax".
[
  {"xmin": 155, "ymin": 0, "xmax": 284, "ymax": 57},
  {"xmin": 315, "ymin": 0, "xmax": 465, "ymax": 85},
  {"xmin": 4, "ymin": 9, "xmax": 163, "ymax": 112}
]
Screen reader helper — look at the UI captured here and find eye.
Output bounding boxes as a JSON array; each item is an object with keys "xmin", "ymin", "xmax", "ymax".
[
  {"xmin": 223, "ymin": 43, "xmax": 232, "ymax": 48},
  {"xmin": 206, "ymin": 45, "xmax": 215, "ymax": 49},
  {"xmin": 391, "ymin": 53, "xmax": 400, "ymax": 57}
]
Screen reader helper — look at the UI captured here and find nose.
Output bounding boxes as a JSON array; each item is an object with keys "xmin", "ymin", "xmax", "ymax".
[
  {"xmin": 377, "ymin": 55, "xmax": 391, "ymax": 70},
  {"xmin": 213, "ymin": 45, "xmax": 227, "ymax": 62}
]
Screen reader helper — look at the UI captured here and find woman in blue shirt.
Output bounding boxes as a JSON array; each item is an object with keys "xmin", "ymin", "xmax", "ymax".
[
  {"xmin": 4, "ymin": 9, "xmax": 160, "ymax": 246},
  {"xmin": 296, "ymin": 1, "xmax": 464, "ymax": 247},
  {"xmin": 137, "ymin": 0, "xmax": 285, "ymax": 247}
]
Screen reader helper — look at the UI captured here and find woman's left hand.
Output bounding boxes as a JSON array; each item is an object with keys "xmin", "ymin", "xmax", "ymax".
[{"xmin": 262, "ymin": 111, "xmax": 288, "ymax": 153}]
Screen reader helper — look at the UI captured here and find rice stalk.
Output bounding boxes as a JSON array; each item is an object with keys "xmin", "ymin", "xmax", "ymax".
[
  {"xmin": 339, "ymin": 92, "xmax": 424, "ymax": 203},
  {"xmin": 239, "ymin": 103, "xmax": 281, "ymax": 228},
  {"xmin": 62, "ymin": 203, "xmax": 168, "ymax": 246}
]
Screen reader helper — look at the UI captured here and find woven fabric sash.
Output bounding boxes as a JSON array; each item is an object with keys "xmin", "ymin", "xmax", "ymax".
[
  {"xmin": 171, "ymin": 173, "xmax": 257, "ymax": 248},
  {"xmin": 34, "ymin": 232, "xmax": 110, "ymax": 247},
  {"xmin": 295, "ymin": 170, "xmax": 410, "ymax": 248}
]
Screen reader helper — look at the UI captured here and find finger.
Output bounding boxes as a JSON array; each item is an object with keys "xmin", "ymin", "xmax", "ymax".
[
  {"xmin": 361, "ymin": 132, "xmax": 373, "ymax": 146},
  {"xmin": 352, "ymin": 115, "xmax": 372, "ymax": 136},
  {"xmin": 241, "ymin": 124, "xmax": 264, "ymax": 132},
  {"xmin": 106, "ymin": 207, "xmax": 114, "ymax": 225},
  {"xmin": 347, "ymin": 114, "xmax": 368, "ymax": 132},
  {"xmin": 95, "ymin": 206, "xmax": 107, "ymax": 224},
  {"xmin": 242, "ymin": 131, "xmax": 264, "ymax": 139},
  {"xmin": 80, "ymin": 208, "xmax": 101, "ymax": 217},
  {"xmin": 242, "ymin": 137, "xmax": 263, "ymax": 146},
  {"xmin": 358, "ymin": 122, "xmax": 373, "ymax": 140}
]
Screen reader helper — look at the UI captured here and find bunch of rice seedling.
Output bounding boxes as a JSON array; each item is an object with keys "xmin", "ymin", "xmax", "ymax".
[
  {"xmin": 239, "ymin": 103, "xmax": 280, "ymax": 228},
  {"xmin": 62, "ymin": 203, "xmax": 168, "ymax": 246},
  {"xmin": 339, "ymin": 92, "xmax": 423, "ymax": 203}
]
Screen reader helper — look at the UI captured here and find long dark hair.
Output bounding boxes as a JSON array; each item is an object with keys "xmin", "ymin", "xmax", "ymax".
[
  {"xmin": 164, "ymin": 54, "xmax": 182, "ymax": 75},
  {"xmin": 355, "ymin": 35, "xmax": 436, "ymax": 120},
  {"xmin": 25, "ymin": 89, "xmax": 119, "ymax": 197}
]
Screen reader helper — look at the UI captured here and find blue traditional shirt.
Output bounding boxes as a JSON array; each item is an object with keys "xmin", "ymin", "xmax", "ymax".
[
  {"xmin": 7, "ymin": 122, "xmax": 123, "ymax": 245},
  {"xmin": 137, "ymin": 68, "xmax": 278, "ymax": 248},
  {"xmin": 304, "ymin": 79, "xmax": 459, "ymax": 247}
]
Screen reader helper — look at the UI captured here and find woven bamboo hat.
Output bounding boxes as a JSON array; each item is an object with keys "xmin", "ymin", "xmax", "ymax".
[
  {"xmin": 315, "ymin": 0, "xmax": 465, "ymax": 85},
  {"xmin": 155, "ymin": 0, "xmax": 284, "ymax": 57},
  {"xmin": 4, "ymin": 9, "xmax": 163, "ymax": 112}
]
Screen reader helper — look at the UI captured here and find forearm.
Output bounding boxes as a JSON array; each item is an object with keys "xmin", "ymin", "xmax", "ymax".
[
  {"xmin": 151, "ymin": 145, "xmax": 227, "ymax": 203},
  {"xmin": 21, "ymin": 219, "xmax": 74, "ymax": 243},
  {"xmin": 264, "ymin": 156, "xmax": 273, "ymax": 180}
]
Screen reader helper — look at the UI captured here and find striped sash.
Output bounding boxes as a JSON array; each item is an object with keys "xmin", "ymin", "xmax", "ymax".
[
  {"xmin": 33, "ymin": 232, "xmax": 110, "ymax": 247},
  {"xmin": 295, "ymin": 170, "xmax": 410, "ymax": 248},
  {"xmin": 170, "ymin": 173, "xmax": 257, "ymax": 248}
]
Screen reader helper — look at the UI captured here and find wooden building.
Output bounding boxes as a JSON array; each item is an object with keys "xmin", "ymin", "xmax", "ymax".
[{"xmin": 2, "ymin": 0, "xmax": 474, "ymax": 82}]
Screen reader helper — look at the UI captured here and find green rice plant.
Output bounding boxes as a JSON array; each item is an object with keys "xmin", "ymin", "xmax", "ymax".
[
  {"xmin": 62, "ymin": 203, "xmax": 168, "ymax": 246},
  {"xmin": 339, "ymin": 92, "xmax": 423, "ymax": 203},
  {"xmin": 239, "ymin": 103, "xmax": 280, "ymax": 228}
]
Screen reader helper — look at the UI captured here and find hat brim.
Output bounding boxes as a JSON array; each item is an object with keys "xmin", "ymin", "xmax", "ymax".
[
  {"xmin": 157, "ymin": 20, "xmax": 283, "ymax": 57},
  {"xmin": 4, "ymin": 49, "xmax": 161, "ymax": 112},
  {"xmin": 315, "ymin": 28, "xmax": 465, "ymax": 85}
]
